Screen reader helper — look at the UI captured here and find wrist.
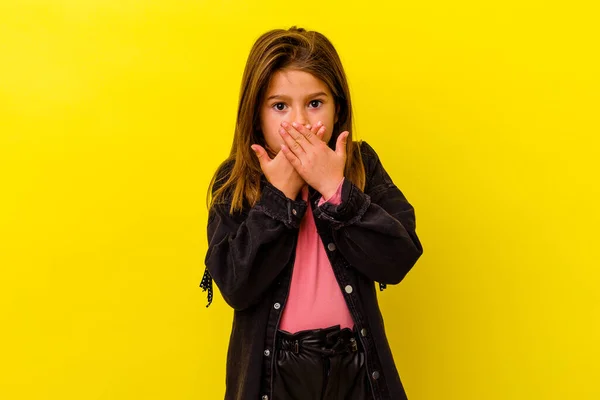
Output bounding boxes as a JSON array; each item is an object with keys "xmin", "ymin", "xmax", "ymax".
[
  {"xmin": 282, "ymin": 189, "xmax": 299, "ymax": 200},
  {"xmin": 318, "ymin": 176, "xmax": 344, "ymax": 202},
  {"xmin": 268, "ymin": 180, "xmax": 296, "ymax": 200},
  {"xmin": 280, "ymin": 184, "xmax": 301, "ymax": 200}
]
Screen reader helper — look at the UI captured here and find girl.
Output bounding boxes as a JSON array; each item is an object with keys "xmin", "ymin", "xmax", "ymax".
[{"xmin": 200, "ymin": 26, "xmax": 423, "ymax": 400}]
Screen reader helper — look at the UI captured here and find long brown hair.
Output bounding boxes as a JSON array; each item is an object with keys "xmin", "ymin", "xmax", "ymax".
[{"xmin": 208, "ymin": 26, "xmax": 366, "ymax": 213}]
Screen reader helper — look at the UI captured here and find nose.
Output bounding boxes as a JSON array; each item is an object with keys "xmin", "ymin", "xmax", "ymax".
[{"xmin": 290, "ymin": 108, "xmax": 309, "ymax": 126}]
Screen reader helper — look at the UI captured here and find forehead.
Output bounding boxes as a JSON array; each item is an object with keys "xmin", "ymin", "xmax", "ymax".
[{"xmin": 265, "ymin": 69, "xmax": 331, "ymax": 95}]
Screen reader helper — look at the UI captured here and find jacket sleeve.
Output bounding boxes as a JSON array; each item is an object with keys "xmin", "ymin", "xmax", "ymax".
[
  {"xmin": 313, "ymin": 141, "xmax": 423, "ymax": 285},
  {"xmin": 203, "ymin": 167, "xmax": 307, "ymax": 311}
]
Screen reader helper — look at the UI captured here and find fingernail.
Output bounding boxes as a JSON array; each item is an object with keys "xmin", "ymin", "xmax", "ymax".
[
  {"xmin": 291, "ymin": 122, "xmax": 298, "ymax": 128},
  {"xmin": 281, "ymin": 121, "xmax": 289, "ymax": 128}
]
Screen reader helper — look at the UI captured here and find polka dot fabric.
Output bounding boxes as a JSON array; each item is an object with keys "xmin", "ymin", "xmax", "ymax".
[{"xmin": 200, "ymin": 268, "xmax": 213, "ymax": 307}]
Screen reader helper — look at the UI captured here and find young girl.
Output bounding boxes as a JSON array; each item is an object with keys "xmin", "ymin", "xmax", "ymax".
[{"xmin": 200, "ymin": 26, "xmax": 423, "ymax": 400}]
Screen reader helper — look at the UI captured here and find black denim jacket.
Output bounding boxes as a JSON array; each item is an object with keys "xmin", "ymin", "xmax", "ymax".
[{"xmin": 200, "ymin": 141, "xmax": 423, "ymax": 400}]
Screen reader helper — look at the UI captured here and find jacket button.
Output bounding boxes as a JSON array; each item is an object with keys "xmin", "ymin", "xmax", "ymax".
[
  {"xmin": 372, "ymin": 370, "xmax": 380, "ymax": 380},
  {"xmin": 264, "ymin": 349, "xmax": 270, "ymax": 356},
  {"xmin": 292, "ymin": 208, "xmax": 297, "ymax": 216},
  {"xmin": 262, "ymin": 396, "xmax": 269, "ymax": 400},
  {"xmin": 344, "ymin": 285, "xmax": 353, "ymax": 294},
  {"xmin": 361, "ymin": 328, "xmax": 368, "ymax": 337},
  {"xmin": 274, "ymin": 303, "xmax": 281, "ymax": 310},
  {"xmin": 327, "ymin": 243, "xmax": 336, "ymax": 251}
]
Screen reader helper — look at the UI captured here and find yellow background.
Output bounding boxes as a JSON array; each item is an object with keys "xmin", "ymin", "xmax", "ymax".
[{"xmin": 1, "ymin": 1, "xmax": 598, "ymax": 399}]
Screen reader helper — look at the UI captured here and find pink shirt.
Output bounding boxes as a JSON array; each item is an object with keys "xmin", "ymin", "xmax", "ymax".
[{"xmin": 279, "ymin": 178, "xmax": 355, "ymax": 333}]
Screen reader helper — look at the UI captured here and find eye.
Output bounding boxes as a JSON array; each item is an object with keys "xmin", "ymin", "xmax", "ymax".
[
  {"xmin": 273, "ymin": 103, "xmax": 286, "ymax": 111},
  {"xmin": 309, "ymin": 100, "xmax": 323, "ymax": 108}
]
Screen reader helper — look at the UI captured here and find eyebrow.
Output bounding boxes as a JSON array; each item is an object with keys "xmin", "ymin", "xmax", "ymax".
[{"xmin": 266, "ymin": 92, "xmax": 329, "ymax": 101}]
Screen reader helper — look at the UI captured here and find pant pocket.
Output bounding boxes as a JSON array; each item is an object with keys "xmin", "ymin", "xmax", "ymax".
[{"xmin": 273, "ymin": 348, "xmax": 325, "ymax": 400}]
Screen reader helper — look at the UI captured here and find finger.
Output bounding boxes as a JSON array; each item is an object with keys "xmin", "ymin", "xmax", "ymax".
[
  {"xmin": 335, "ymin": 131, "xmax": 349, "ymax": 157},
  {"xmin": 311, "ymin": 120, "xmax": 324, "ymax": 140},
  {"xmin": 305, "ymin": 123, "xmax": 312, "ymax": 130},
  {"xmin": 312, "ymin": 120, "xmax": 323, "ymax": 132},
  {"xmin": 279, "ymin": 126, "xmax": 306, "ymax": 155},
  {"xmin": 281, "ymin": 121, "xmax": 308, "ymax": 145},
  {"xmin": 291, "ymin": 121, "xmax": 317, "ymax": 145},
  {"xmin": 315, "ymin": 124, "xmax": 326, "ymax": 140},
  {"xmin": 281, "ymin": 144, "xmax": 303, "ymax": 170},
  {"xmin": 251, "ymin": 144, "xmax": 271, "ymax": 170}
]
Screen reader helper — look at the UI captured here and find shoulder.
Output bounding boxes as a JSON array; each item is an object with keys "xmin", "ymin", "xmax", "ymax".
[
  {"xmin": 214, "ymin": 158, "xmax": 235, "ymax": 181},
  {"xmin": 210, "ymin": 158, "xmax": 236, "ymax": 198},
  {"xmin": 355, "ymin": 140, "xmax": 394, "ymax": 190},
  {"xmin": 356, "ymin": 140, "xmax": 381, "ymax": 178},
  {"xmin": 357, "ymin": 140, "xmax": 379, "ymax": 164}
]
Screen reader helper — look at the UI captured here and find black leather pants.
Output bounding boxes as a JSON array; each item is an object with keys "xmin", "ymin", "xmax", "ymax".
[{"xmin": 272, "ymin": 325, "xmax": 372, "ymax": 400}]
